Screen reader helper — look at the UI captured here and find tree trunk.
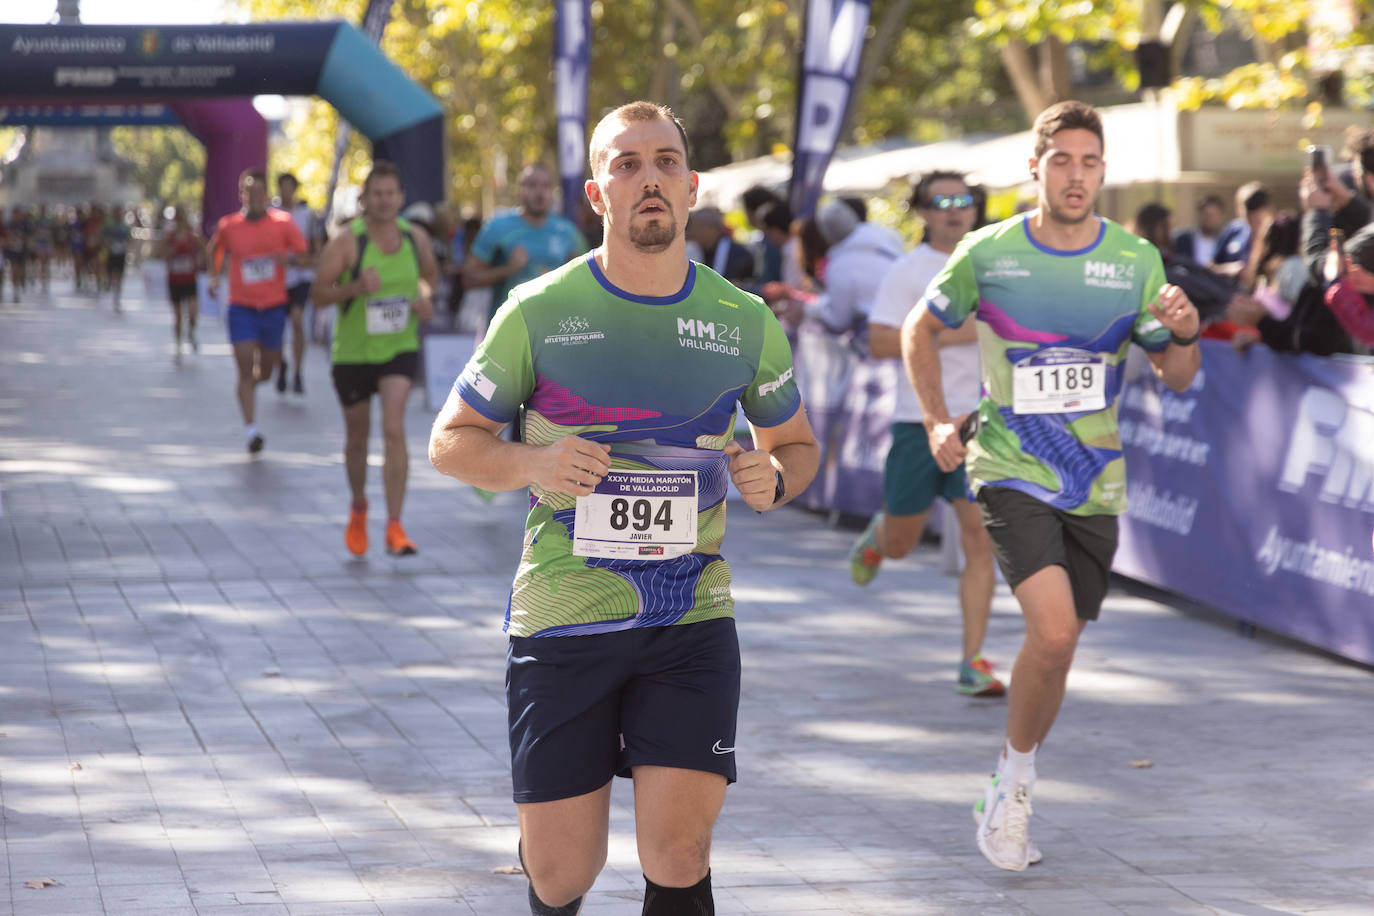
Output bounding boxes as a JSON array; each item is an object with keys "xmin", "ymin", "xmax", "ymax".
[
  {"xmin": 1001, "ymin": 38, "xmax": 1049, "ymax": 122},
  {"xmin": 1039, "ymin": 36, "xmax": 1072, "ymax": 104}
]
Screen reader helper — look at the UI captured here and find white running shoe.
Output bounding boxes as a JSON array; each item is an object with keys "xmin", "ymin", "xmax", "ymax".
[{"xmin": 973, "ymin": 773, "xmax": 1041, "ymax": 869}]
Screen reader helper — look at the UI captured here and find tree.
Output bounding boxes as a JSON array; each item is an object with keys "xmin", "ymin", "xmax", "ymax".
[{"xmin": 109, "ymin": 126, "xmax": 206, "ymax": 211}]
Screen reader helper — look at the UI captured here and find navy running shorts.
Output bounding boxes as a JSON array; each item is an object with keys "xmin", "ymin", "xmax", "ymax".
[{"xmin": 506, "ymin": 617, "xmax": 741, "ymax": 804}]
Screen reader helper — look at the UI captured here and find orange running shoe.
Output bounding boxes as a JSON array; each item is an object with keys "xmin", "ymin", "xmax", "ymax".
[
  {"xmin": 386, "ymin": 520, "xmax": 417, "ymax": 556},
  {"xmin": 345, "ymin": 503, "xmax": 368, "ymax": 556}
]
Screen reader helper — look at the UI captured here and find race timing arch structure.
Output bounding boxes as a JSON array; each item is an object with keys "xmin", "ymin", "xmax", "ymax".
[{"xmin": 0, "ymin": 22, "xmax": 444, "ymax": 230}]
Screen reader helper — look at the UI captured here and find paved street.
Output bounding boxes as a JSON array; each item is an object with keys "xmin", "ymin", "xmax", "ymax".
[{"xmin": 3, "ymin": 277, "xmax": 1372, "ymax": 915}]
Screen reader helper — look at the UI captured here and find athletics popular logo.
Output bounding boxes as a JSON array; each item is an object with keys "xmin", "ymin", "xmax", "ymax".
[
  {"xmin": 985, "ymin": 256, "xmax": 1029, "ymax": 279},
  {"xmin": 544, "ymin": 315, "xmax": 604, "ymax": 345},
  {"xmin": 677, "ymin": 317, "xmax": 741, "ymax": 356},
  {"xmin": 1279, "ymin": 386, "xmax": 1374, "ymax": 512}
]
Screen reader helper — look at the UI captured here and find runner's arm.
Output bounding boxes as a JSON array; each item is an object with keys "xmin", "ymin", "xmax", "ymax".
[
  {"xmin": 310, "ymin": 232, "xmax": 362, "ymax": 308},
  {"xmin": 410, "ymin": 225, "xmax": 440, "ymax": 321},
  {"xmin": 461, "ymin": 249, "xmax": 526, "ymax": 290},
  {"xmin": 733, "ymin": 408, "xmax": 819, "ymax": 512},
  {"xmin": 428, "ymin": 391, "xmax": 610, "ymax": 494},
  {"xmin": 902, "ymin": 304, "xmax": 966, "ymax": 473}
]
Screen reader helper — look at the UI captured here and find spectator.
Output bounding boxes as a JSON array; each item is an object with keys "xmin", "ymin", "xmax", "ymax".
[
  {"xmin": 1134, "ymin": 203, "xmax": 1243, "ymax": 323},
  {"xmin": 1172, "ymin": 195, "xmax": 1227, "ymax": 267},
  {"xmin": 1212, "ymin": 181, "xmax": 1275, "ymax": 288},
  {"xmin": 756, "ymin": 199, "xmax": 799, "ymax": 287},
  {"xmin": 742, "ymin": 184, "xmax": 785, "ymax": 285},
  {"xmin": 794, "ymin": 198, "xmax": 903, "ymax": 337},
  {"xmin": 1251, "ymin": 215, "xmax": 1307, "ymax": 321},
  {"xmin": 684, "ymin": 206, "xmax": 756, "ymax": 287},
  {"xmin": 1317, "ymin": 222, "xmax": 1374, "ymax": 348}
]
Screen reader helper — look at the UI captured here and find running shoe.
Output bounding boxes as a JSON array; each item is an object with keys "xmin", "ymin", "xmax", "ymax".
[
  {"xmin": 973, "ymin": 773, "xmax": 1040, "ymax": 870},
  {"xmin": 385, "ymin": 521, "xmax": 418, "ymax": 556},
  {"xmin": 276, "ymin": 360, "xmax": 288, "ymax": 393},
  {"xmin": 471, "ymin": 486, "xmax": 497, "ymax": 503},
  {"xmin": 247, "ymin": 434, "xmax": 265, "ymax": 455},
  {"xmin": 848, "ymin": 513, "xmax": 883, "ymax": 586},
  {"xmin": 188, "ymin": 330, "xmax": 199, "ymax": 353},
  {"xmin": 292, "ymin": 373, "xmax": 304, "ymax": 396},
  {"xmin": 958, "ymin": 655, "xmax": 1007, "ymax": 697},
  {"xmin": 345, "ymin": 504, "xmax": 368, "ymax": 556}
]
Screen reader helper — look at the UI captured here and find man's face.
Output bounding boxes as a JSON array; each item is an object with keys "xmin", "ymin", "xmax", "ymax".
[
  {"xmin": 518, "ymin": 167, "xmax": 554, "ymax": 219},
  {"xmin": 1030, "ymin": 129, "xmax": 1104, "ymax": 227},
  {"xmin": 1198, "ymin": 201, "xmax": 1225, "ymax": 235},
  {"xmin": 918, "ymin": 178, "xmax": 977, "ymax": 250},
  {"xmin": 585, "ymin": 117, "xmax": 696, "ymax": 254},
  {"xmin": 363, "ymin": 175, "xmax": 404, "ymax": 222},
  {"xmin": 277, "ymin": 177, "xmax": 297, "ymax": 204},
  {"xmin": 240, "ymin": 176, "xmax": 268, "ymax": 213}
]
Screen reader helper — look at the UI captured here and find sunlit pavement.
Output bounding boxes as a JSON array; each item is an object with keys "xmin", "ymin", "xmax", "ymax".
[{"xmin": 3, "ymin": 276, "xmax": 1372, "ymax": 915}]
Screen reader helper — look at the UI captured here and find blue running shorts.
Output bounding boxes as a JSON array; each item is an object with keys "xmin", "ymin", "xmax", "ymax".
[
  {"xmin": 506, "ymin": 617, "xmax": 741, "ymax": 804},
  {"xmin": 227, "ymin": 304, "xmax": 288, "ymax": 350}
]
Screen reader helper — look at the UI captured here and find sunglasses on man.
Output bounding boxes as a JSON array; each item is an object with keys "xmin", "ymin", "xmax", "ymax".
[{"xmin": 925, "ymin": 193, "xmax": 975, "ymax": 211}]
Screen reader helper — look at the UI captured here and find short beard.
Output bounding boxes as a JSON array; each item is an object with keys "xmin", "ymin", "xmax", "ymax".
[
  {"xmin": 1044, "ymin": 198, "xmax": 1093, "ymax": 226},
  {"xmin": 629, "ymin": 218, "xmax": 677, "ymax": 253}
]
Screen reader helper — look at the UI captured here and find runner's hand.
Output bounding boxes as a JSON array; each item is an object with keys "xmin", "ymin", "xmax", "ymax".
[
  {"xmin": 927, "ymin": 419, "xmax": 966, "ymax": 473},
  {"xmin": 724, "ymin": 441, "xmax": 777, "ymax": 511},
  {"xmin": 359, "ymin": 266, "xmax": 382, "ymax": 295},
  {"xmin": 1147, "ymin": 284, "xmax": 1199, "ymax": 338},
  {"xmin": 531, "ymin": 436, "xmax": 611, "ymax": 497},
  {"xmin": 414, "ymin": 294, "xmax": 435, "ymax": 322}
]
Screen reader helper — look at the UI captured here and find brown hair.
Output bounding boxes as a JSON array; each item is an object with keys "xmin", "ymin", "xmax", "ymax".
[
  {"xmin": 1032, "ymin": 101, "xmax": 1104, "ymax": 159},
  {"xmin": 363, "ymin": 160, "xmax": 403, "ymax": 193},
  {"xmin": 239, "ymin": 168, "xmax": 267, "ymax": 188},
  {"xmin": 588, "ymin": 101, "xmax": 690, "ymax": 175}
]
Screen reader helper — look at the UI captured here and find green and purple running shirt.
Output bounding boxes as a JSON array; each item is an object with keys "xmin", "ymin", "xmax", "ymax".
[
  {"xmin": 920, "ymin": 214, "xmax": 1171, "ymax": 517},
  {"xmin": 455, "ymin": 253, "xmax": 801, "ymax": 637}
]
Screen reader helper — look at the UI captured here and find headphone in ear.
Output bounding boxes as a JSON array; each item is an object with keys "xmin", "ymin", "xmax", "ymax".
[{"xmin": 1031, "ymin": 169, "xmax": 1039, "ymax": 179}]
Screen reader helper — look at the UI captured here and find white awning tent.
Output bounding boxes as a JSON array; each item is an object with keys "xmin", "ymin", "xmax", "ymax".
[{"xmin": 695, "ymin": 99, "xmax": 1373, "ymax": 215}]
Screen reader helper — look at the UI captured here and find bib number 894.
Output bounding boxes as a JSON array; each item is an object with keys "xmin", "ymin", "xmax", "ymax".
[{"xmin": 609, "ymin": 497, "xmax": 673, "ymax": 532}]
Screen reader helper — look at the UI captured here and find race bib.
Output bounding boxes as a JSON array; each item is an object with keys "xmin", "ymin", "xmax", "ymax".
[
  {"xmin": 573, "ymin": 469, "xmax": 698, "ymax": 560},
  {"xmin": 1012, "ymin": 347, "xmax": 1106, "ymax": 414},
  {"xmin": 365, "ymin": 296, "xmax": 412, "ymax": 334},
  {"xmin": 169, "ymin": 255, "xmax": 194, "ymax": 275},
  {"xmin": 240, "ymin": 256, "xmax": 275, "ymax": 285}
]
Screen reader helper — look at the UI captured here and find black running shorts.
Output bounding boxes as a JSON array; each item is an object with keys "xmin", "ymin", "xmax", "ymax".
[
  {"xmin": 286, "ymin": 281, "xmax": 312, "ymax": 311},
  {"xmin": 976, "ymin": 485, "xmax": 1119, "ymax": 621},
  {"xmin": 506, "ymin": 617, "xmax": 741, "ymax": 804},
  {"xmin": 330, "ymin": 350, "xmax": 418, "ymax": 408}
]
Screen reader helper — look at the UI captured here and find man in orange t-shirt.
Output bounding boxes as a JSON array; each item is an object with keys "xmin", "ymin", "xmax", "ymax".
[{"xmin": 208, "ymin": 169, "xmax": 308, "ymax": 454}]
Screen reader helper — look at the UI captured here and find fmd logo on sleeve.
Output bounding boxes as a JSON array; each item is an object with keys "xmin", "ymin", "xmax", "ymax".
[{"xmin": 758, "ymin": 367, "xmax": 794, "ymax": 397}]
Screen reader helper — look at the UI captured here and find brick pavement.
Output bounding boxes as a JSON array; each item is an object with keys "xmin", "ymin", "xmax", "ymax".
[{"xmin": 2, "ymin": 280, "xmax": 1372, "ymax": 915}]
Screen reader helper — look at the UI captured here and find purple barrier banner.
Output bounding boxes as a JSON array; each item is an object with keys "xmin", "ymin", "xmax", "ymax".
[
  {"xmin": 831, "ymin": 356, "xmax": 896, "ymax": 517},
  {"xmin": 1114, "ymin": 341, "xmax": 1374, "ymax": 665},
  {"xmin": 790, "ymin": 321, "xmax": 855, "ymax": 511}
]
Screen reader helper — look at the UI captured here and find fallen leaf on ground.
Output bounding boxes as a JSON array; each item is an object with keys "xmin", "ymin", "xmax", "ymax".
[
  {"xmin": 1130, "ymin": 758, "xmax": 1154, "ymax": 768},
  {"xmin": 492, "ymin": 865, "xmax": 524, "ymax": 875},
  {"xmin": 263, "ymin": 668, "xmax": 281, "ymax": 677},
  {"xmin": 24, "ymin": 877, "xmax": 61, "ymax": 889}
]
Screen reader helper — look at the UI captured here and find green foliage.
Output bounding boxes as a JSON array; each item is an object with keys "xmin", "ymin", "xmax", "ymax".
[{"xmin": 109, "ymin": 126, "xmax": 206, "ymax": 210}]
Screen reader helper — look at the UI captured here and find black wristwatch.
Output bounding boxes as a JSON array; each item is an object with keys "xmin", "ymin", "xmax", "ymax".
[
  {"xmin": 1171, "ymin": 329, "xmax": 1201, "ymax": 347},
  {"xmin": 771, "ymin": 469, "xmax": 786, "ymax": 506}
]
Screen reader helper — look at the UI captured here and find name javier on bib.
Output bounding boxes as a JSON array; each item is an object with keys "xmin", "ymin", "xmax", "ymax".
[{"xmin": 573, "ymin": 468, "xmax": 698, "ymax": 560}]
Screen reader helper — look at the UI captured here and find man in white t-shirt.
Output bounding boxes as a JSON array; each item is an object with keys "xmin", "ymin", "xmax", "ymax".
[
  {"xmin": 275, "ymin": 173, "xmax": 323, "ymax": 395},
  {"xmin": 848, "ymin": 171, "xmax": 1004, "ymax": 697}
]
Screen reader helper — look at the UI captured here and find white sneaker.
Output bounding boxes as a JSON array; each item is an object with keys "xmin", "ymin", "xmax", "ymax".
[{"xmin": 973, "ymin": 773, "xmax": 1041, "ymax": 870}]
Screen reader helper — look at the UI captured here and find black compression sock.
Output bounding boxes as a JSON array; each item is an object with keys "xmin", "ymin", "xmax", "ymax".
[{"xmin": 642, "ymin": 870, "xmax": 713, "ymax": 916}]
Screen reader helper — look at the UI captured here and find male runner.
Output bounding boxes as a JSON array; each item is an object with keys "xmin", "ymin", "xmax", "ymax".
[
  {"xmin": 314, "ymin": 160, "xmax": 438, "ymax": 557},
  {"xmin": 850, "ymin": 170, "xmax": 1004, "ymax": 697},
  {"xmin": 275, "ymin": 172, "xmax": 322, "ymax": 395},
  {"xmin": 429, "ymin": 101, "xmax": 818, "ymax": 916},
  {"xmin": 208, "ymin": 169, "xmax": 308, "ymax": 454},
  {"xmin": 461, "ymin": 162, "xmax": 588, "ymax": 327},
  {"xmin": 903, "ymin": 101, "xmax": 1200, "ymax": 871},
  {"xmin": 161, "ymin": 206, "xmax": 203, "ymax": 359},
  {"xmin": 104, "ymin": 208, "xmax": 133, "ymax": 312}
]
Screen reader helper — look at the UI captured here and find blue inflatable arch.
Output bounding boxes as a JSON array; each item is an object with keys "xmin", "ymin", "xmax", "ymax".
[{"xmin": 0, "ymin": 22, "xmax": 444, "ymax": 228}]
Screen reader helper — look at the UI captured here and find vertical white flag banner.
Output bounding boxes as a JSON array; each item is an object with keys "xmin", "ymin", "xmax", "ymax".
[
  {"xmin": 789, "ymin": 0, "xmax": 872, "ymax": 219},
  {"xmin": 555, "ymin": 0, "xmax": 592, "ymax": 220},
  {"xmin": 323, "ymin": 0, "xmax": 395, "ymax": 223}
]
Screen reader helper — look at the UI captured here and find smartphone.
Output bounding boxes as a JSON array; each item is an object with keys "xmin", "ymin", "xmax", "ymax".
[
  {"xmin": 1307, "ymin": 144, "xmax": 1332, "ymax": 184},
  {"xmin": 957, "ymin": 412, "xmax": 981, "ymax": 446}
]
